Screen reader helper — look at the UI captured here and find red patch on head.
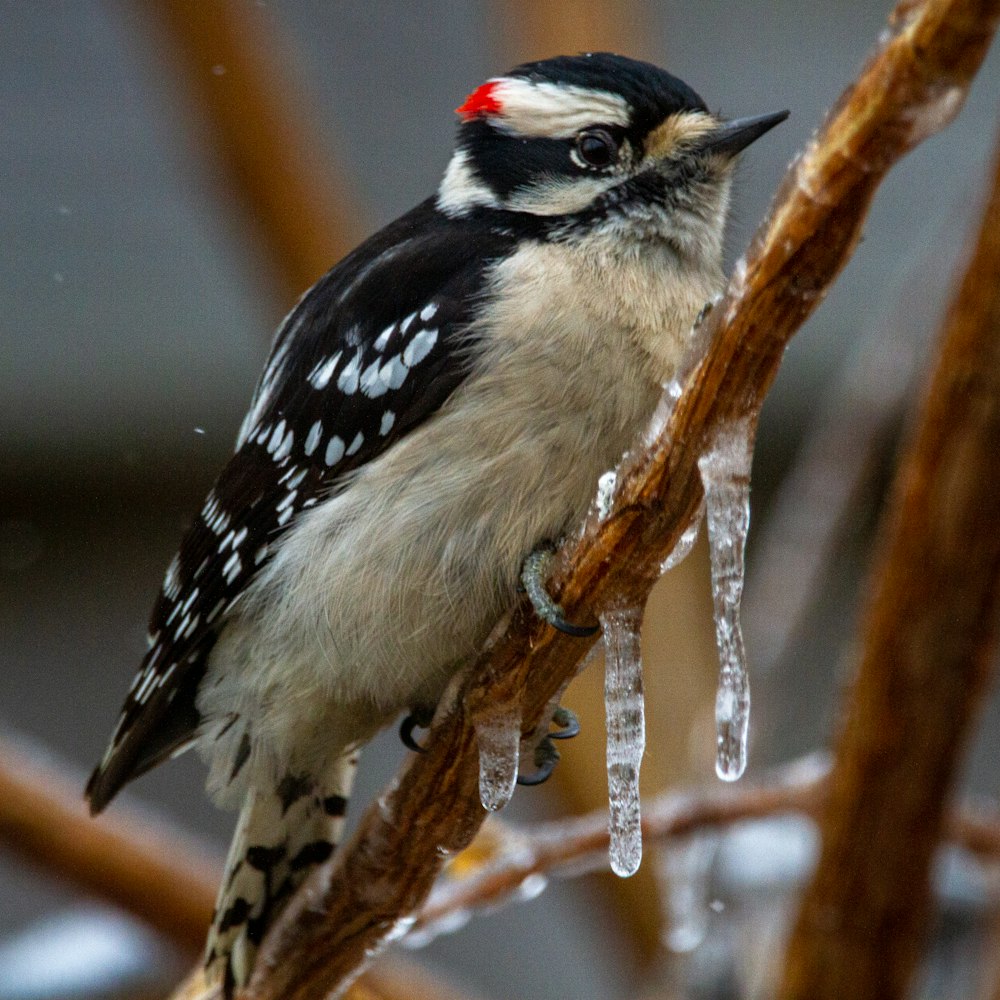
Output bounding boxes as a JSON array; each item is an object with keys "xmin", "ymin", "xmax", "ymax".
[{"xmin": 455, "ymin": 81, "xmax": 503, "ymax": 120}]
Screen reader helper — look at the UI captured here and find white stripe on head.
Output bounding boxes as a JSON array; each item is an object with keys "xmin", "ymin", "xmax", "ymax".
[
  {"xmin": 504, "ymin": 175, "xmax": 620, "ymax": 216},
  {"xmin": 437, "ymin": 148, "xmax": 501, "ymax": 217},
  {"xmin": 486, "ymin": 78, "xmax": 630, "ymax": 139}
]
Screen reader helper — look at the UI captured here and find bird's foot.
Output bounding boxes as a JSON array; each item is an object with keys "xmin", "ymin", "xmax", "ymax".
[
  {"xmin": 520, "ymin": 547, "xmax": 599, "ymax": 637},
  {"xmin": 399, "ymin": 705, "xmax": 434, "ymax": 752},
  {"xmin": 516, "ymin": 706, "xmax": 581, "ymax": 784}
]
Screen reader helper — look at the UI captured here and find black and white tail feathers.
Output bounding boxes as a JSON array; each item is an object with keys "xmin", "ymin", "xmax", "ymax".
[{"xmin": 206, "ymin": 752, "xmax": 358, "ymax": 995}]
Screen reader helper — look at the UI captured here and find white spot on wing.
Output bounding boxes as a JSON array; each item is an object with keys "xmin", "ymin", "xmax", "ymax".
[
  {"xmin": 380, "ymin": 411, "xmax": 395, "ymax": 436},
  {"xmin": 304, "ymin": 420, "xmax": 323, "ymax": 456},
  {"xmin": 308, "ymin": 352, "xmax": 342, "ymax": 390},
  {"xmin": 276, "ymin": 490, "xmax": 298, "ymax": 513},
  {"xmin": 325, "ymin": 436, "xmax": 345, "ymax": 466},
  {"xmin": 360, "ymin": 359, "xmax": 389, "ymax": 398},
  {"xmin": 163, "ymin": 556, "xmax": 181, "ymax": 599},
  {"xmin": 420, "ymin": 302, "xmax": 438, "ymax": 322},
  {"xmin": 274, "ymin": 427, "xmax": 294, "ymax": 461},
  {"xmin": 346, "ymin": 431, "xmax": 364, "ymax": 456},
  {"xmin": 380, "ymin": 355, "xmax": 408, "ymax": 389},
  {"xmin": 268, "ymin": 420, "xmax": 286, "ymax": 454},
  {"xmin": 222, "ymin": 551, "xmax": 242, "ymax": 584},
  {"xmin": 374, "ymin": 324, "xmax": 395, "ymax": 351},
  {"xmin": 337, "ymin": 350, "xmax": 363, "ymax": 393},
  {"xmin": 403, "ymin": 328, "xmax": 438, "ymax": 366}
]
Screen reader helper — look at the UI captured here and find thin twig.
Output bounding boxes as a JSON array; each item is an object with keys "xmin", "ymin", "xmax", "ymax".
[
  {"xmin": 776, "ymin": 116, "xmax": 1000, "ymax": 1000},
  {"xmin": 413, "ymin": 758, "xmax": 826, "ymax": 937},
  {"xmin": 412, "ymin": 759, "xmax": 1000, "ymax": 937},
  {"xmin": 244, "ymin": 3, "xmax": 999, "ymax": 998}
]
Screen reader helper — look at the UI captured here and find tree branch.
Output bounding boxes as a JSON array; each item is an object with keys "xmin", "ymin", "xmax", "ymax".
[
  {"xmin": 411, "ymin": 760, "xmax": 1000, "ymax": 939},
  {"xmin": 242, "ymin": 2, "xmax": 999, "ymax": 997},
  {"xmin": 0, "ymin": 734, "xmax": 219, "ymax": 955},
  {"xmin": 776, "ymin": 110, "xmax": 1000, "ymax": 1000},
  {"xmin": 0, "ymin": 734, "xmax": 470, "ymax": 1000}
]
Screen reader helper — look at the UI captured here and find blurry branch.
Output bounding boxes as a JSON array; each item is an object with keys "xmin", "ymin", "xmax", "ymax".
[
  {"xmin": 414, "ymin": 758, "xmax": 826, "ymax": 937},
  {"xmin": 412, "ymin": 758, "xmax": 1000, "ymax": 938},
  {"xmin": 0, "ymin": 733, "xmax": 218, "ymax": 955},
  {"xmin": 743, "ymin": 279, "xmax": 927, "ymax": 674},
  {"xmin": 496, "ymin": 0, "xmax": 654, "ymax": 62},
  {"xmin": 143, "ymin": 0, "xmax": 365, "ymax": 302},
  {"xmin": 776, "ymin": 116, "xmax": 1000, "ymax": 1000},
  {"xmin": 240, "ymin": 2, "xmax": 999, "ymax": 999},
  {"xmin": 0, "ymin": 734, "xmax": 473, "ymax": 1000}
]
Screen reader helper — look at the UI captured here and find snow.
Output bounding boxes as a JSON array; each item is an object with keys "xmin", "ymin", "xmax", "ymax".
[
  {"xmin": 600, "ymin": 606, "xmax": 646, "ymax": 877},
  {"xmin": 697, "ymin": 416, "xmax": 755, "ymax": 782},
  {"xmin": 475, "ymin": 708, "xmax": 521, "ymax": 812}
]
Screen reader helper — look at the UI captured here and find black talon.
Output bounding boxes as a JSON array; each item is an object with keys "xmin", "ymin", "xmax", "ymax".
[
  {"xmin": 521, "ymin": 548, "xmax": 600, "ymax": 638},
  {"xmin": 517, "ymin": 737, "xmax": 560, "ymax": 786},
  {"xmin": 549, "ymin": 706, "xmax": 580, "ymax": 740},
  {"xmin": 399, "ymin": 713, "xmax": 428, "ymax": 753}
]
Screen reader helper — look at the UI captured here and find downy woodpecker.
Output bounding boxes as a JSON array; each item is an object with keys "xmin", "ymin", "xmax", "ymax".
[{"xmin": 86, "ymin": 52, "xmax": 786, "ymax": 991}]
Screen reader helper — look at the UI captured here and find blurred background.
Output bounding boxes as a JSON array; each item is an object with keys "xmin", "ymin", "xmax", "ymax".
[{"xmin": 2, "ymin": 2, "xmax": 999, "ymax": 998}]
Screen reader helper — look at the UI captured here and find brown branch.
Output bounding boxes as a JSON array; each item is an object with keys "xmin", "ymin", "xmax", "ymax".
[
  {"xmin": 0, "ymin": 734, "xmax": 219, "ymax": 955},
  {"xmin": 776, "ymin": 116, "xmax": 1000, "ymax": 1000},
  {"xmin": 238, "ymin": 3, "xmax": 999, "ymax": 998},
  {"xmin": 412, "ymin": 760, "xmax": 1000, "ymax": 937},
  {"xmin": 142, "ymin": 0, "xmax": 365, "ymax": 302},
  {"xmin": 0, "ymin": 734, "xmax": 474, "ymax": 1000},
  {"xmin": 414, "ymin": 758, "xmax": 827, "ymax": 936}
]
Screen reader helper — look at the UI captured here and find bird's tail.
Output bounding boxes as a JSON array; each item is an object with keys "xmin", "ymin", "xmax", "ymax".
[{"xmin": 205, "ymin": 752, "xmax": 357, "ymax": 996}]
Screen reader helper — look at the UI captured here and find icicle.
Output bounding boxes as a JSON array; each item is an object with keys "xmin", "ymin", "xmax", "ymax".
[
  {"xmin": 658, "ymin": 834, "xmax": 718, "ymax": 953},
  {"xmin": 660, "ymin": 502, "xmax": 704, "ymax": 574},
  {"xmin": 600, "ymin": 606, "xmax": 645, "ymax": 877},
  {"xmin": 475, "ymin": 708, "xmax": 520, "ymax": 811},
  {"xmin": 697, "ymin": 415, "xmax": 755, "ymax": 782}
]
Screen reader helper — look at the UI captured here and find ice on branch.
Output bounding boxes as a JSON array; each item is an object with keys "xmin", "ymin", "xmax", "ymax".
[
  {"xmin": 595, "ymin": 470, "xmax": 617, "ymax": 522},
  {"xmin": 661, "ymin": 502, "xmax": 705, "ymax": 574},
  {"xmin": 697, "ymin": 416, "xmax": 755, "ymax": 782},
  {"xmin": 600, "ymin": 606, "xmax": 646, "ymax": 877},
  {"xmin": 657, "ymin": 834, "xmax": 718, "ymax": 953},
  {"xmin": 475, "ymin": 708, "xmax": 521, "ymax": 812}
]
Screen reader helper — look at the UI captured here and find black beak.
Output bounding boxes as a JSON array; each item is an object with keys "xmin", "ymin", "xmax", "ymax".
[{"xmin": 698, "ymin": 110, "xmax": 790, "ymax": 157}]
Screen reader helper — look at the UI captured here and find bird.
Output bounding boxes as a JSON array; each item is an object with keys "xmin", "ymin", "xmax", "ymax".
[{"xmin": 85, "ymin": 52, "xmax": 786, "ymax": 993}]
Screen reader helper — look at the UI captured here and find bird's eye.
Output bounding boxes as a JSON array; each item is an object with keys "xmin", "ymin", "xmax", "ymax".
[{"xmin": 575, "ymin": 128, "xmax": 618, "ymax": 168}]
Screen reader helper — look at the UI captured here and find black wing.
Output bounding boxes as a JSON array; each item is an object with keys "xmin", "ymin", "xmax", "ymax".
[{"xmin": 87, "ymin": 199, "xmax": 517, "ymax": 811}]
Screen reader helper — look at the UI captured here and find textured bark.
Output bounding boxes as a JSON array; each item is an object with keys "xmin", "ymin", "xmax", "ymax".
[
  {"xmin": 245, "ymin": 2, "xmax": 1000, "ymax": 998},
  {"xmin": 776, "ymin": 124, "xmax": 1000, "ymax": 1000}
]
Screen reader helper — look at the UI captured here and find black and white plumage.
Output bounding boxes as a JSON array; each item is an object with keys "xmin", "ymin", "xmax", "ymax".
[{"xmin": 86, "ymin": 52, "xmax": 785, "ymax": 993}]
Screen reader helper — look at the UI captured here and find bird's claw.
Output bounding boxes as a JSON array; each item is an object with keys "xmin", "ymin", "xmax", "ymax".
[
  {"xmin": 399, "ymin": 707, "xmax": 434, "ymax": 752},
  {"xmin": 520, "ymin": 548, "xmax": 599, "ymax": 637},
  {"xmin": 549, "ymin": 706, "xmax": 580, "ymax": 740},
  {"xmin": 517, "ymin": 736, "xmax": 561, "ymax": 786}
]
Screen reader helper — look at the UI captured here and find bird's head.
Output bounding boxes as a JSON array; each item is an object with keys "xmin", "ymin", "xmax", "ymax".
[{"xmin": 439, "ymin": 52, "xmax": 787, "ymax": 267}]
